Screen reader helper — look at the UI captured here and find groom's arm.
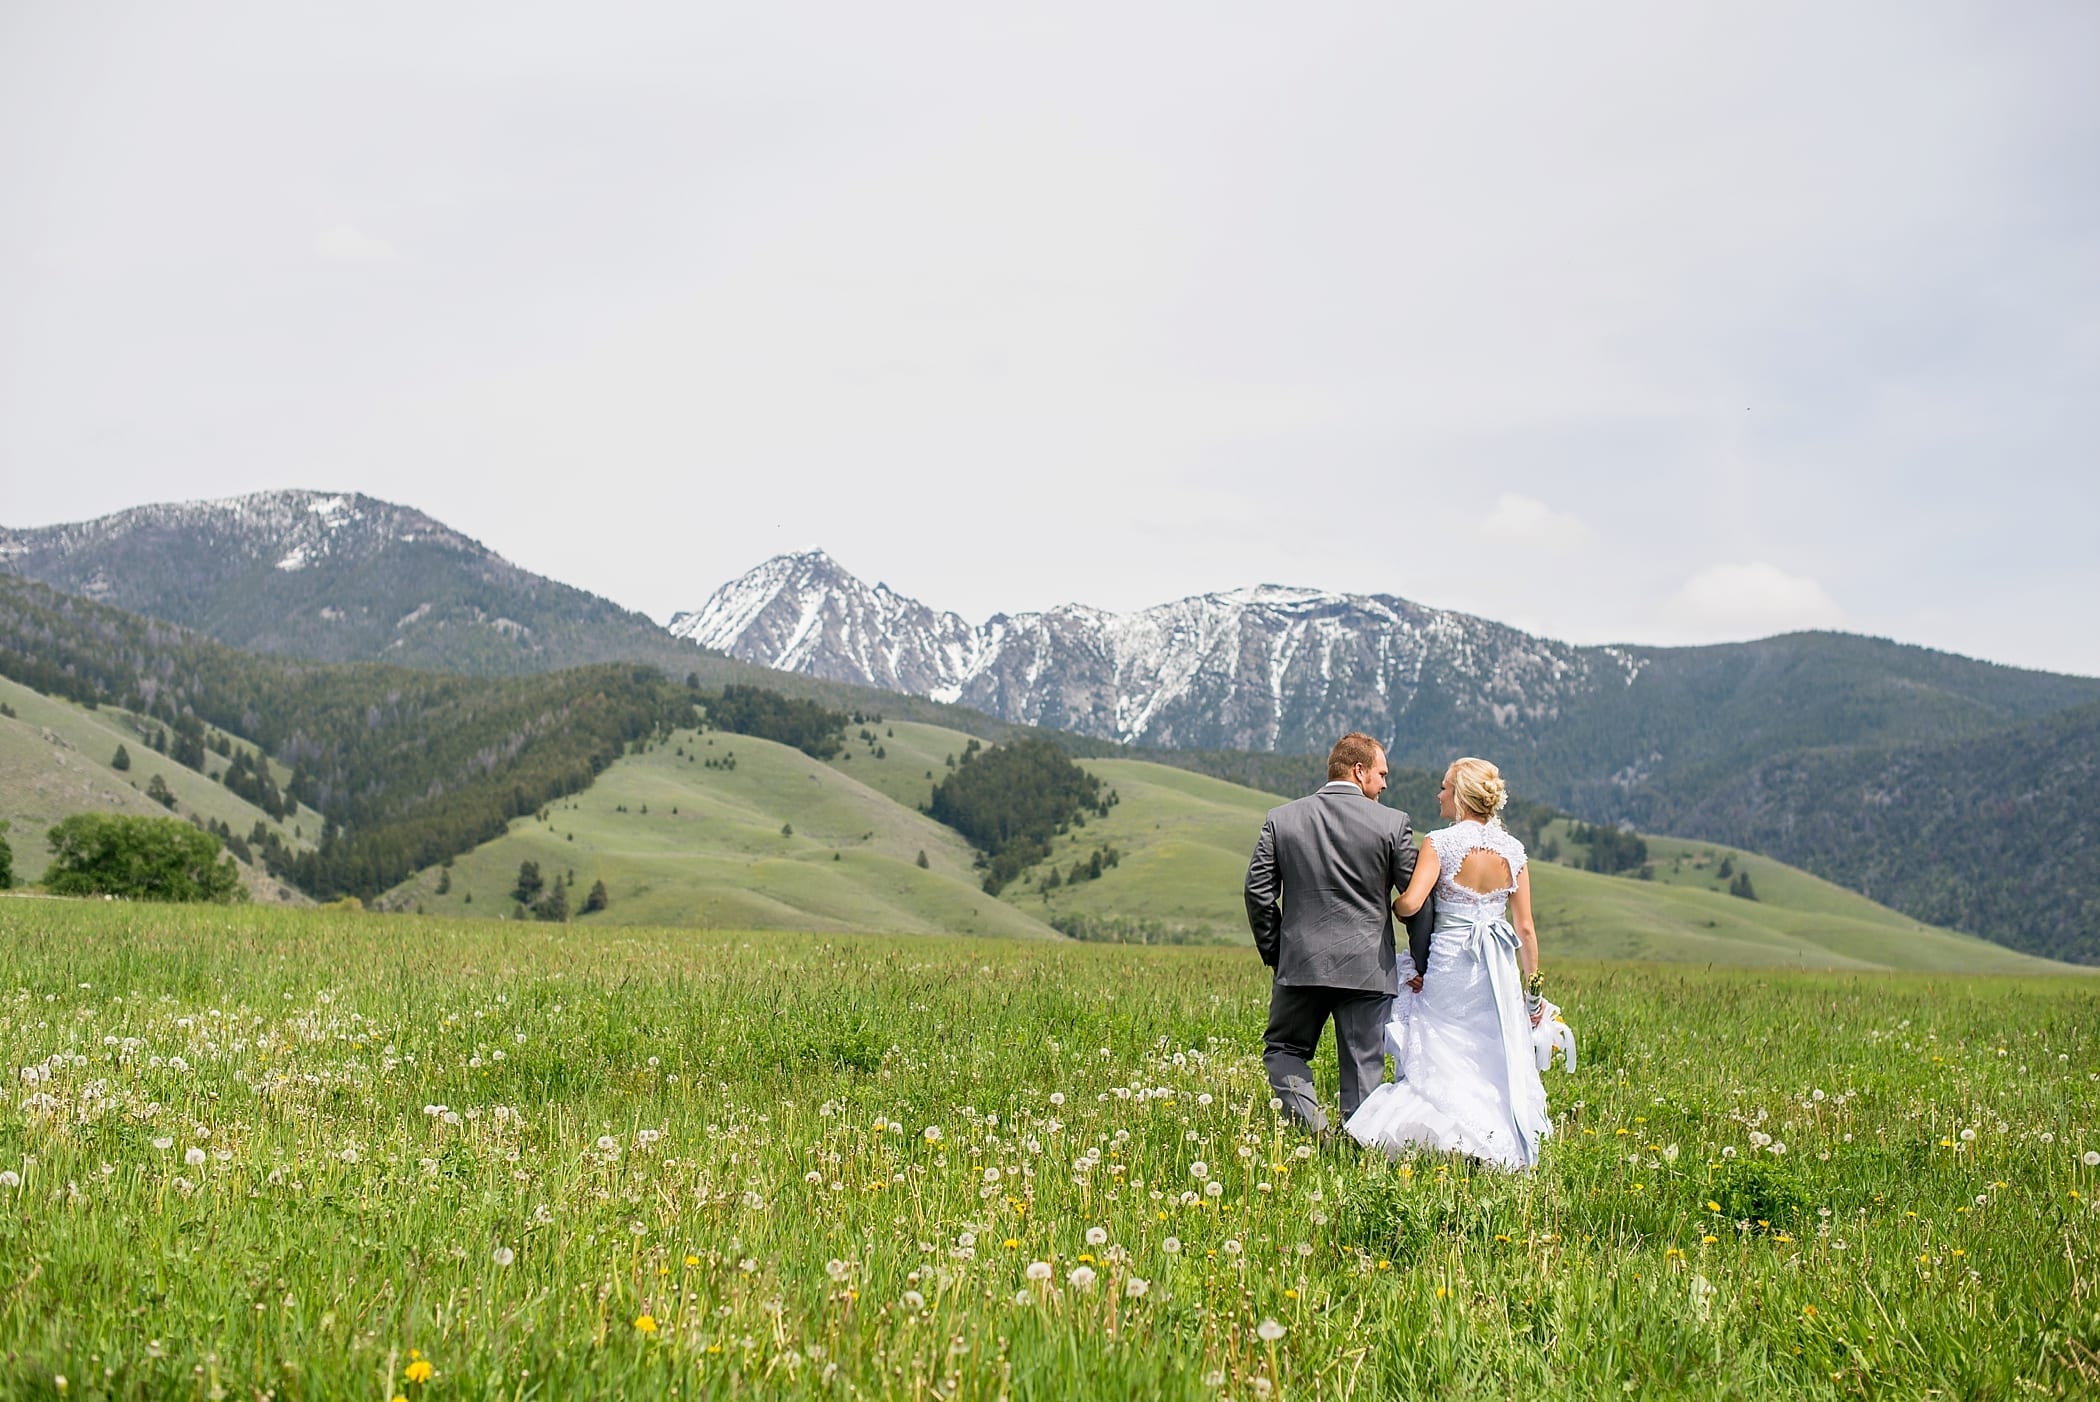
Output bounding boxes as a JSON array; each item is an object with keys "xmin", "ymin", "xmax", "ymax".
[
  {"xmin": 1244, "ymin": 818, "xmax": 1282, "ymax": 967},
  {"xmin": 1390, "ymin": 812, "xmax": 1431, "ymax": 983}
]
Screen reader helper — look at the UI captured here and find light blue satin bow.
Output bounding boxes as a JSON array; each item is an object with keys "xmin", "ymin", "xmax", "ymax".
[{"xmin": 1435, "ymin": 913, "xmax": 1552, "ymax": 1167}]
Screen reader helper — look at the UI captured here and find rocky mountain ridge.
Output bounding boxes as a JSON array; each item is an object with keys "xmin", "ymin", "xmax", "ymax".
[{"xmin": 671, "ymin": 549, "xmax": 1638, "ymax": 755}]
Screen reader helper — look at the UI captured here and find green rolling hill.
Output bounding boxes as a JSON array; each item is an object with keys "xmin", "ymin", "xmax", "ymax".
[
  {"xmin": 961, "ymin": 736, "xmax": 2064, "ymax": 973},
  {"xmin": 384, "ymin": 716, "xmax": 2068, "ymax": 973},
  {"xmin": 383, "ymin": 727, "xmax": 1058, "ymax": 940},
  {"xmin": 0, "ymin": 675, "xmax": 310, "ymax": 903}
]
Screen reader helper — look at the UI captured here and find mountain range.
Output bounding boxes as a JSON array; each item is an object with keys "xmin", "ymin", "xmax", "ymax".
[
  {"xmin": 673, "ymin": 548, "xmax": 2100, "ymax": 808},
  {"xmin": 5, "ymin": 490, "xmax": 2097, "ymax": 961}
]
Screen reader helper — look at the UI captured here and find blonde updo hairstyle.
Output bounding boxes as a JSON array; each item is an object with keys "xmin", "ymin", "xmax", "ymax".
[{"xmin": 1448, "ymin": 757, "xmax": 1509, "ymax": 826}]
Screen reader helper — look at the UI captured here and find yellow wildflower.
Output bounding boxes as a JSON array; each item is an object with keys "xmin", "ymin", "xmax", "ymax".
[
  {"xmin": 634, "ymin": 1314, "xmax": 659, "ymax": 1335},
  {"xmin": 403, "ymin": 1359, "xmax": 434, "ymax": 1384}
]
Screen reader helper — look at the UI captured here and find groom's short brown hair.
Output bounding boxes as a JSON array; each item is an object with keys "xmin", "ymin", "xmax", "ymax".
[{"xmin": 1327, "ymin": 732, "xmax": 1383, "ymax": 780}]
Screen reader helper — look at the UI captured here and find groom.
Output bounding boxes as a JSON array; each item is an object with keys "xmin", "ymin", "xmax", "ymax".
[{"xmin": 1244, "ymin": 732, "xmax": 1422, "ymax": 1133}]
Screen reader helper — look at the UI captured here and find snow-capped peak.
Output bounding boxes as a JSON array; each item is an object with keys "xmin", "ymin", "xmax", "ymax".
[{"xmin": 673, "ymin": 550, "xmax": 1607, "ymax": 753}]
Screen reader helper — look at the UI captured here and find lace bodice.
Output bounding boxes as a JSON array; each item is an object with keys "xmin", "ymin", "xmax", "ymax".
[{"xmin": 1429, "ymin": 820, "xmax": 1527, "ymax": 919}]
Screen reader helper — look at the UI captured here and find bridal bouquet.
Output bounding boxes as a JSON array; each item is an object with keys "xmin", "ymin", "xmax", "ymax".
[{"xmin": 1531, "ymin": 998, "xmax": 1576, "ymax": 1072}]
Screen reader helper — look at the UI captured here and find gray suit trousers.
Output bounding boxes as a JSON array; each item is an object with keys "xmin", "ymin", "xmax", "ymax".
[{"xmin": 1263, "ymin": 984, "xmax": 1392, "ymax": 1132}]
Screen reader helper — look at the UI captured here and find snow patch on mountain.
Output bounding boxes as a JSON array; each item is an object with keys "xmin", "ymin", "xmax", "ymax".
[{"xmin": 673, "ymin": 551, "xmax": 1614, "ymax": 753}]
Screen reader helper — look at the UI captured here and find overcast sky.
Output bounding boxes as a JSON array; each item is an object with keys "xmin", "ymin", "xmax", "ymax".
[{"xmin": 3, "ymin": 2, "xmax": 2096, "ymax": 674}]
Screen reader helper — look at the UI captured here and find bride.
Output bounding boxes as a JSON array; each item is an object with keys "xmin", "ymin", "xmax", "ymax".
[{"xmin": 1344, "ymin": 757, "xmax": 1552, "ymax": 1170}]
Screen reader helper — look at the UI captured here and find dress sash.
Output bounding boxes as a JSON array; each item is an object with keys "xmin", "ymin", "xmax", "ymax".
[{"xmin": 1432, "ymin": 910, "xmax": 1550, "ymax": 1167}]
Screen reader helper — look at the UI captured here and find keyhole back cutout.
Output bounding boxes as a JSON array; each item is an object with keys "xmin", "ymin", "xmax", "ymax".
[{"xmin": 1453, "ymin": 848, "xmax": 1514, "ymax": 895}]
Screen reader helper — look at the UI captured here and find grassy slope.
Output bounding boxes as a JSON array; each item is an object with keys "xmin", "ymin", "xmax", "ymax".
[
  {"xmin": 945, "ymin": 735, "xmax": 2067, "ymax": 973},
  {"xmin": 0, "ymin": 675, "xmax": 308, "ymax": 902},
  {"xmin": 388, "ymin": 726, "xmax": 1058, "ymax": 940}
]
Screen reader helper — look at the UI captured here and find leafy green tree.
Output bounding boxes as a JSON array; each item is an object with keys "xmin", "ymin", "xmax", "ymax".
[
  {"xmin": 915, "ymin": 850, "xmax": 929, "ymax": 870},
  {"xmin": 582, "ymin": 879, "xmax": 608, "ymax": 914},
  {"xmin": 42, "ymin": 813, "xmax": 242, "ymax": 903},
  {"xmin": 146, "ymin": 773, "xmax": 177, "ymax": 809},
  {"xmin": 533, "ymin": 878, "xmax": 569, "ymax": 922},
  {"xmin": 781, "ymin": 823, "xmax": 794, "ymax": 838},
  {"xmin": 112, "ymin": 743, "xmax": 131, "ymax": 772}
]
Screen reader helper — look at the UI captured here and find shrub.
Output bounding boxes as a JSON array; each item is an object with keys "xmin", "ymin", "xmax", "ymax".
[{"xmin": 42, "ymin": 813, "xmax": 243, "ymax": 903}]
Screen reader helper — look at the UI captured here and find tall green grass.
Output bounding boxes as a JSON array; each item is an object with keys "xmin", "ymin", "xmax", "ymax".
[{"xmin": 0, "ymin": 899, "xmax": 2093, "ymax": 1397}]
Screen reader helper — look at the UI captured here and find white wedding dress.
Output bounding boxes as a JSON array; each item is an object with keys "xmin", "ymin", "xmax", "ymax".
[{"xmin": 1344, "ymin": 821, "xmax": 1552, "ymax": 1170}]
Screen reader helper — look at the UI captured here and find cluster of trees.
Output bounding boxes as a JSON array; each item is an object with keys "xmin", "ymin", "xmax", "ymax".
[
  {"xmin": 927, "ymin": 737, "xmax": 1114, "ymax": 894},
  {"xmin": 509, "ymin": 860, "xmax": 608, "ymax": 921},
  {"xmin": 0, "ymin": 575, "xmax": 693, "ymax": 903},
  {"xmin": 703, "ymin": 686, "xmax": 846, "ymax": 758},
  {"xmin": 41, "ymin": 813, "xmax": 243, "ymax": 903},
  {"xmin": 1036, "ymin": 843, "xmax": 1122, "ymax": 894},
  {"xmin": 0, "ymin": 821, "xmax": 11, "ymax": 889},
  {"xmin": 1050, "ymin": 914, "xmax": 1222, "ymax": 945},
  {"xmin": 1570, "ymin": 821, "xmax": 1650, "ymax": 876}
]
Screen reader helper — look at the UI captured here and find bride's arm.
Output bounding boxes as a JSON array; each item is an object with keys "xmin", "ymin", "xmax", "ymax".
[
  {"xmin": 1391, "ymin": 840, "xmax": 1438, "ymax": 918},
  {"xmin": 1509, "ymin": 865, "xmax": 1542, "ymax": 1023}
]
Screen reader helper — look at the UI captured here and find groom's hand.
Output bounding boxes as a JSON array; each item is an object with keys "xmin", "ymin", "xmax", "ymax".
[{"xmin": 1405, "ymin": 973, "xmax": 1424, "ymax": 994}]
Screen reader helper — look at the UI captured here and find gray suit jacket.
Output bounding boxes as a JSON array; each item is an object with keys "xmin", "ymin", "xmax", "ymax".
[{"xmin": 1245, "ymin": 781, "xmax": 1419, "ymax": 991}]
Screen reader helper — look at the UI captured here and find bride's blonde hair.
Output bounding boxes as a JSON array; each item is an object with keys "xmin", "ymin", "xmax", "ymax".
[{"xmin": 1448, "ymin": 757, "xmax": 1509, "ymax": 825}]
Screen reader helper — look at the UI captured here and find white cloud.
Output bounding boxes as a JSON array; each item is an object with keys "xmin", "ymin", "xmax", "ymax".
[
  {"xmin": 1669, "ymin": 562, "xmax": 1842, "ymax": 638},
  {"xmin": 1482, "ymin": 493, "xmax": 1592, "ymax": 549},
  {"xmin": 312, "ymin": 226, "xmax": 396, "ymax": 261}
]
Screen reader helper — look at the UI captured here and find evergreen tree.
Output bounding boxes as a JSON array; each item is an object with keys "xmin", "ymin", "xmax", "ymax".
[
  {"xmin": 146, "ymin": 773, "xmax": 177, "ymax": 809},
  {"xmin": 915, "ymin": 850, "xmax": 929, "ymax": 869},
  {"xmin": 781, "ymin": 822, "xmax": 794, "ymax": 838},
  {"xmin": 1729, "ymin": 871, "xmax": 1758, "ymax": 901},
  {"xmin": 512, "ymin": 860, "xmax": 544, "ymax": 904},
  {"xmin": 582, "ymin": 879, "xmax": 609, "ymax": 913},
  {"xmin": 112, "ymin": 743, "xmax": 132, "ymax": 772},
  {"xmin": 435, "ymin": 869, "xmax": 451, "ymax": 896},
  {"xmin": 0, "ymin": 820, "xmax": 11, "ymax": 890},
  {"xmin": 1717, "ymin": 856, "xmax": 1734, "ymax": 879},
  {"xmin": 533, "ymin": 878, "xmax": 569, "ymax": 922}
]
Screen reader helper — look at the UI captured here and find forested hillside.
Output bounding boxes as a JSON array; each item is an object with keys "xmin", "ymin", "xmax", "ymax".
[
  {"xmin": 1655, "ymin": 701, "xmax": 2100, "ymax": 964},
  {"xmin": 0, "ymin": 576, "xmax": 689, "ymax": 900}
]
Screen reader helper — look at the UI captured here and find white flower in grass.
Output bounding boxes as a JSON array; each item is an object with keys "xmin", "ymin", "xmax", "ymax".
[
  {"xmin": 152, "ymin": 1137, "xmax": 174, "ymax": 1152},
  {"xmin": 1206, "ymin": 1181, "xmax": 1224, "ymax": 1198},
  {"xmin": 983, "ymin": 1167, "xmax": 1000, "ymax": 1185},
  {"xmin": 1198, "ymin": 1094, "xmax": 1213, "ymax": 1107},
  {"xmin": 1223, "ymin": 1239, "xmax": 1242, "ymax": 1256},
  {"xmin": 1257, "ymin": 1318, "xmax": 1286, "ymax": 1342},
  {"xmin": 902, "ymin": 1290, "xmax": 925, "ymax": 1311},
  {"xmin": 1085, "ymin": 1227, "xmax": 1107, "ymax": 1247},
  {"xmin": 2084, "ymin": 1150, "xmax": 2100, "ymax": 1167},
  {"xmin": 596, "ymin": 1135, "xmax": 620, "ymax": 1155},
  {"xmin": 1189, "ymin": 1161, "xmax": 1209, "ymax": 1180},
  {"xmin": 1067, "ymin": 1265, "xmax": 1097, "ymax": 1289},
  {"xmin": 1125, "ymin": 1276, "xmax": 1149, "ymax": 1298},
  {"xmin": 825, "ymin": 1258, "xmax": 849, "ymax": 1282},
  {"xmin": 805, "ymin": 1171, "xmax": 823, "ymax": 1185},
  {"xmin": 492, "ymin": 1246, "xmax": 515, "ymax": 1267},
  {"xmin": 1014, "ymin": 1289, "xmax": 1033, "ymax": 1306},
  {"xmin": 1025, "ymin": 1261, "xmax": 1052, "ymax": 1282},
  {"xmin": 185, "ymin": 1147, "xmax": 206, "ymax": 1168},
  {"xmin": 1162, "ymin": 1237, "xmax": 1181, "ymax": 1255},
  {"xmin": 1960, "ymin": 1128, "xmax": 1976, "ymax": 1142},
  {"xmin": 1049, "ymin": 1093, "xmax": 1065, "ymax": 1107},
  {"xmin": 339, "ymin": 1147, "xmax": 358, "ymax": 1165},
  {"xmin": 923, "ymin": 1126, "xmax": 943, "ymax": 1144},
  {"xmin": 0, "ymin": 1171, "xmax": 18, "ymax": 1190}
]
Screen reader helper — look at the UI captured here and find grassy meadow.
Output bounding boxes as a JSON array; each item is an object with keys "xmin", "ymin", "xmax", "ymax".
[{"xmin": 0, "ymin": 899, "xmax": 2095, "ymax": 1399}]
